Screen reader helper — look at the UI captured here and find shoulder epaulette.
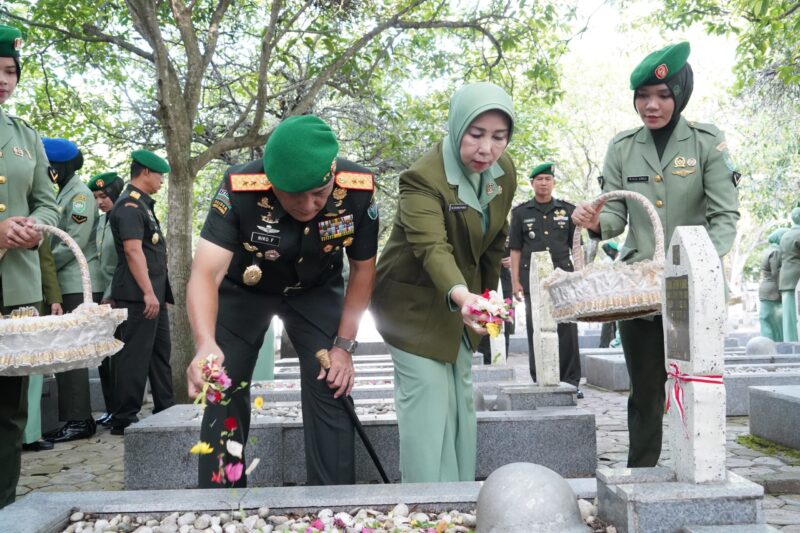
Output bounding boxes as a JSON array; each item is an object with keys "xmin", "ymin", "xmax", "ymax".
[
  {"xmin": 335, "ymin": 171, "xmax": 373, "ymax": 191},
  {"xmin": 230, "ymin": 173, "xmax": 272, "ymax": 192},
  {"xmin": 557, "ymin": 198, "xmax": 576, "ymax": 208},
  {"xmin": 512, "ymin": 201, "xmax": 530, "ymax": 211},
  {"xmin": 686, "ymin": 121, "xmax": 721, "ymax": 137},
  {"xmin": 8, "ymin": 115, "xmax": 35, "ymax": 132},
  {"xmin": 129, "ymin": 190, "xmax": 141, "ymax": 200},
  {"xmin": 612, "ymin": 127, "xmax": 641, "ymax": 144}
]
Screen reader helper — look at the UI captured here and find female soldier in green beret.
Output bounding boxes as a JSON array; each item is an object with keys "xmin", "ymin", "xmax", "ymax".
[
  {"xmin": 0, "ymin": 24, "xmax": 60, "ymax": 508},
  {"xmin": 88, "ymin": 171, "xmax": 125, "ymax": 426},
  {"xmin": 572, "ymin": 42, "xmax": 739, "ymax": 468},
  {"xmin": 371, "ymin": 82, "xmax": 517, "ymax": 482}
]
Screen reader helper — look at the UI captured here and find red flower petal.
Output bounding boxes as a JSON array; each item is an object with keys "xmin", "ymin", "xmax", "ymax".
[{"xmin": 224, "ymin": 417, "xmax": 238, "ymax": 431}]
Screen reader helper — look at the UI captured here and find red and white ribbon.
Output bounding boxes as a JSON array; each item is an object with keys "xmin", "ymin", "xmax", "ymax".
[{"xmin": 665, "ymin": 362, "xmax": 724, "ymax": 436}]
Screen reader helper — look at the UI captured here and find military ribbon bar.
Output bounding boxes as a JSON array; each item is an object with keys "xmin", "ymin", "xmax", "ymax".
[{"xmin": 665, "ymin": 362, "xmax": 724, "ymax": 437}]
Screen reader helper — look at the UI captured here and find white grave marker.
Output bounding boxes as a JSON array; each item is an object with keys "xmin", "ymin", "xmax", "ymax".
[
  {"xmin": 529, "ymin": 251, "xmax": 560, "ymax": 386},
  {"xmin": 489, "ymin": 277, "xmax": 507, "ymax": 365},
  {"xmin": 663, "ymin": 226, "xmax": 726, "ymax": 484}
]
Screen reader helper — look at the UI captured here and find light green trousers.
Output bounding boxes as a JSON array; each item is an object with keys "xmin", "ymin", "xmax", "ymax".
[
  {"xmin": 22, "ymin": 375, "xmax": 43, "ymax": 444},
  {"xmin": 759, "ymin": 300, "xmax": 783, "ymax": 342},
  {"xmin": 782, "ymin": 291, "xmax": 798, "ymax": 342},
  {"xmin": 388, "ymin": 336, "xmax": 477, "ymax": 483}
]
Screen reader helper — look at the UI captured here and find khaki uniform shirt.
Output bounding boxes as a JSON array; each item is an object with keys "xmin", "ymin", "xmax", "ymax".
[
  {"xmin": 598, "ymin": 116, "xmax": 740, "ymax": 263},
  {"xmin": 0, "ymin": 107, "xmax": 60, "ymax": 307}
]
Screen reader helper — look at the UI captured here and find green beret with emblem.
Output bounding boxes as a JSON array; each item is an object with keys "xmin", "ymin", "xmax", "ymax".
[
  {"xmin": 88, "ymin": 171, "xmax": 121, "ymax": 191},
  {"xmin": 263, "ymin": 114, "xmax": 339, "ymax": 193},
  {"xmin": 529, "ymin": 161, "xmax": 555, "ymax": 179},
  {"xmin": 0, "ymin": 25, "xmax": 23, "ymax": 58},
  {"xmin": 132, "ymin": 149, "xmax": 170, "ymax": 174},
  {"xmin": 630, "ymin": 42, "xmax": 691, "ymax": 90}
]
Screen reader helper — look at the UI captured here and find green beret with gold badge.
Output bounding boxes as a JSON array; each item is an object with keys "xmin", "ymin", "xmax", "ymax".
[
  {"xmin": 263, "ymin": 114, "xmax": 339, "ymax": 193},
  {"xmin": 0, "ymin": 25, "xmax": 23, "ymax": 58},
  {"xmin": 529, "ymin": 161, "xmax": 555, "ymax": 179},
  {"xmin": 132, "ymin": 149, "xmax": 170, "ymax": 174},
  {"xmin": 88, "ymin": 171, "xmax": 121, "ymax": 191},
  {"xmin": 630, "ymin": 42, "xmax": 691, "ymax": 90}
]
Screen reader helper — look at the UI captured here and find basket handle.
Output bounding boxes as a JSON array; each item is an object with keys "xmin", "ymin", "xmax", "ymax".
[
  {"xmin": 0, "ymin": 224, "xmax": 93, "ymax": 305},
  {"xmin": 572, "ymin": 190, "xmax": 665, "ymax": 271}
]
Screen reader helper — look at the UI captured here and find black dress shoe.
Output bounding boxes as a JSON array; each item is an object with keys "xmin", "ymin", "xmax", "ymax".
[
  {"xmin": 109, "ymin": 425, "xmax": 127, "ymax": 436},
  {"xmin": 45, "ymin": 419, "xmax": 97, "ymax": 443},
  {"xmin": 576, "ymin": 388, "xmax": 585, "ymax": 399},
  {"xmin": 22, "ymin": 439, "xmax": 54, "ymax": 452},
  {"xmin": 95, "ymin": 413, "xmax": 113, "ymax": 427}
]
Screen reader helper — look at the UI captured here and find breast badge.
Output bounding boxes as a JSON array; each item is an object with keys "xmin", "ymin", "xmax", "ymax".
[
  {"xmin": 243, "ymin": 264, "xmax": 263, "ymax": 285},
  {"xmin": 151, "ymin": 233, "xmax": 160, "ymax": 245}
]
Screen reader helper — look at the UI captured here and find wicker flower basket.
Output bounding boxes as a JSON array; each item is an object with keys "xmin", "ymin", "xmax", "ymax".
[
  {"xmin": 542, "ymin": 190, "xmax": 665, "ymax": 323},
  {"xmin": 0, "ymin": 224, "xmax": 127, "ymax": 376}
]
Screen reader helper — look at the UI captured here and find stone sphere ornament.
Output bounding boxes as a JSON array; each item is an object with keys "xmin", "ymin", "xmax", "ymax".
[
  {"xmin": 746, "ymin": 336, "xmax": 777, "ymax": 355},
  {"xmin": 476, "ymin": 462, "xmax": 589, "ymax": 533}
]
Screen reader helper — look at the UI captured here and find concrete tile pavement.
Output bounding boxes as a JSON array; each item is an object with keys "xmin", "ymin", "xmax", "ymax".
[{"xmin": 15, "ymin": 353, "xmax": 800, "ymax": 530}]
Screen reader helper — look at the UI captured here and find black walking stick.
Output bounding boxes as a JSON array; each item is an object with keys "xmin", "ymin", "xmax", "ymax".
[{"xmin": 316, "ymin": 349, "xmax": 390, "ymax": 483}]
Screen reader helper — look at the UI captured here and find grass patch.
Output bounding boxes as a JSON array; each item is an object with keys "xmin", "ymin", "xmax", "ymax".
[{"xmin": 736, "ymin": 434, "xmax": 800, "ymax": 465}]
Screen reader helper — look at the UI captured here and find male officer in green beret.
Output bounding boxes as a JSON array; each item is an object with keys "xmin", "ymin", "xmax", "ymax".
[
  {"xmin": 186, "ymin": 115, "xmax": 379, "ymax": 487},
  {"xmin": 41, "ymin": 138, "xmax": 103, "ymax": 443},
  {"xmin": 88, "ymin": 171, "xmax": 125, "ymax": 425},
  {"xmin": 509, "ymin": 162, "xmax": 582, "ymax": 396},
  {"xmin": 107, "ymin": 150, "xmax": 175, "ymax": 435},
  {"xmin": 573, "ymin": 42, "xmax": 739, "ymax": 467},
  {"xmin": 0, "ymin": 23, "xmax": 60, "ymax": 508}
]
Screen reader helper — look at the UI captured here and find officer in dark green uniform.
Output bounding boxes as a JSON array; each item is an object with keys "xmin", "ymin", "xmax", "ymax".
[
  {"xmin": 186, "ymin": 115, "xmax": 379, "ymax": 487},
  {"xmin": 0, "ymin": 24, "xmax": 60, "ymax": 508},
  {"xmin": 42, "ymin": 138, "xmax": 102, "ymax": 443},
  {"xmin": 573, "ymin": 42, "xmax": 739, "ymax": 467},
  {"xmin": 88, "ymin": 171, "xmax": 124, "ymax": 425},
  {"xmin": 108, "ymin": 150, "xmax": 175, "ymax": 434},
  {"xmin": 509, "ymin": 162, "xmax": 582, "ymax": 394}
]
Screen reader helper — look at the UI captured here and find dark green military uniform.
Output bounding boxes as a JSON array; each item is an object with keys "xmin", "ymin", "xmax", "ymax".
[
  {"xmin": 108, "ymin": 182, "xmax": 175, "ymax": 430},
  {"xmin": 595, "ymin": 42, "xmax": 739, "ymax": 467},
  {"xmin": 0, "ymin": 24, "xmax": 61, "ymax": 509},
  {"xmin": 509, "ymin": 197, "xmax": 581, "ymax": 386},
  {"xmin": 198, "ymin": 156, "xmax": 379, "ymax": 487}
]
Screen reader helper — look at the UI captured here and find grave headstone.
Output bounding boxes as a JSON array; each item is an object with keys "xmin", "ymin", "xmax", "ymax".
[
  {"xmin": 489, "ymin": 277, "xmax": 507, "ymax": 365},
  {"xmin": 529, "ymin": 251, "xmax": 560, "ymax": 386},
  {"xmin": 663, "ymin": 226, "xmax": 727, "ymax": 484},
  {"xmin": 746, "ymin": 336, "xmax": 777, "ymax": 356}
]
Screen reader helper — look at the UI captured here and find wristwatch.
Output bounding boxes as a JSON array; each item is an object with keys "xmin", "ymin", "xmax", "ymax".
[{"xmin": 333, "ymin": 336, "xmax": 358, "ymax": 354}]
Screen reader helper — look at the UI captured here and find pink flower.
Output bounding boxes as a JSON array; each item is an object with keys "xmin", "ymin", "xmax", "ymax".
[
  {"xmin": 217, "ymin": 371, "xmax": 232, "ymax": 390},
  {"xmin": 310, "ymin": 518, "xmax": 325, "ymax": 530},
  {"xmin": 207, "ymin": 390, "xmax": 222, "ymax": 404},
  {"xmin": 224, "ymin": 461, "xmax": 243, "ymax": 483}
]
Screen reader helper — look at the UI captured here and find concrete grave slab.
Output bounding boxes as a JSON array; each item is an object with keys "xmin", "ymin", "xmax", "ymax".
[{"xmin": 749, "ymin": 385, "xmax": 800, "ymax": 450}]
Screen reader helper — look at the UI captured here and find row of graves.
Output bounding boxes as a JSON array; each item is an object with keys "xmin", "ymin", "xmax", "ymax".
[{"xmin": 2, "ymin": 224, "xmax": 796, "ymax": 532}]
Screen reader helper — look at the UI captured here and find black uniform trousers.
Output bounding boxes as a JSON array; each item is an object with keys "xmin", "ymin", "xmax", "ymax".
[
  {"xmin": 619, "ymin": 315, "xmax": 666, "ymax": 467},
  {"xmin": 109, "ymin": 301, "xmax": 174, "ymax": 428},
  {"xmin": 98, "ymin": 352, "xmax": 113, "ymax": 415},
  {"xmin": 54, "ymin": 292, "xmax": 102, "ymax": 421},
  {"xmin": 0, "ymin": 296, "xmax": 40, "ymax": 509},
  {"xmin": 599, "ymin": 321, "xmax": 618, "ymax": 348},
  {"xmin": 523, "ymin": 291, "xmax": 581, "ymax": 386},
  {"xmin": 199, "ymin": 301, "xmax": 355, "ymax": 488},
  {"xmin": 478, "ymin": 267, "xmax": 513, "ymax": 364}
]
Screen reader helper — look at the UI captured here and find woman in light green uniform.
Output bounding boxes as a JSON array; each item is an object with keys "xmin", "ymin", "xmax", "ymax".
[
  {"xmin": 87, "ymin": 171, "xmax": 124, "ymax": 425},
  {"xmin": 372, "ymin": 83, "xmax": 517, "ymax": 482},
  {"xmin": 572, "ymin": 42, "xmax": 740, "ymax": 468},
  {"xmin": 0, "ymin": 24, "xmax": 60, "ymax": 508}
]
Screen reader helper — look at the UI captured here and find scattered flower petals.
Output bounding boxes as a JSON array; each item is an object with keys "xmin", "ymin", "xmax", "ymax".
[
  {"xmin": 210, "ymin": 471, "xmax": 223, "ymax": 484},
  {"xmin": 189, "ymin": 441, "xmax": 214, "ymax": 455},
  {"xmin": 245, "ymin": 457, "xmax": 260, "ymax": 476},
  {"xmin": 253, "ymin": 396, "xmax": 264, "ymax": 409},
  {"xmin": 224, "ymin": 461, "xmax": 243, "ymax": 483},
  {"xmin": 224, "ymin": 416, "xmax": 238, "ymax": 431},
  {"xmin": 226, "ymin": 439, "xmax": 243, "ymax": 458}
]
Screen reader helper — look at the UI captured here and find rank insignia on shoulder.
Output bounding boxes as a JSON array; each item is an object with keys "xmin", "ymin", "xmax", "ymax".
[
  {"xmin": 130, "ymin": 191, "xmax": 141, "ymax": 200},
  {"xmin": 732, "ymin": 171, "xmax": 741, "ymax": 187},
  {"xmin": 71, "ymin": 214, "xmax": 87, "ymax": 224},
  {"xmin": 231, "ymin": 173, "xmax": 272, "ymax": 192},
  {"xmin": 335, "ymin": 171, "xmax": 374, "ymax": 191}
]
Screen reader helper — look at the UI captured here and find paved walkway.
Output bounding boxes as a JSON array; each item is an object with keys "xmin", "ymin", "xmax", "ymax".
[{"xmin": 16, "ymin": 354, "xmax": 800, "ymax": 531}]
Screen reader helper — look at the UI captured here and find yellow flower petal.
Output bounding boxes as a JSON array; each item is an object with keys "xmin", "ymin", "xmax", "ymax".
[
  {"xmin": 253, "ymin": 396, "xmax": 264, "ymax": 409},
  {"xmin": 190, "ymin": 441, "xmax": 214, "ymax": 455},
  {"xmin": 486, "ymin": 322, "xmax": 501, "ymax": 338}
]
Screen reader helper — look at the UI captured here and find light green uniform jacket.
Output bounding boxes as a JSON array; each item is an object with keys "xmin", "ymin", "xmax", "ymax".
[
  {"xmin": 51, "ymin": 176, "xmax": 102, "ymax": 295},
  {"xmin": 0, "ymin": 107, "xmax": 60, "ymax": 307},
  {"xmin": 598, "ymin": 116, "xmax": 739, "ymax": 261},
  {"xmin": 95, "ymin": 212, "xmax": 117, "ymax": 300},
  {"xmin": 372, "ymin": 144, "xmax": 517, "ymax": 363},
  {"xmin": 778, "ymin": 227, "xmax": 800, "ymax": 291}
]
